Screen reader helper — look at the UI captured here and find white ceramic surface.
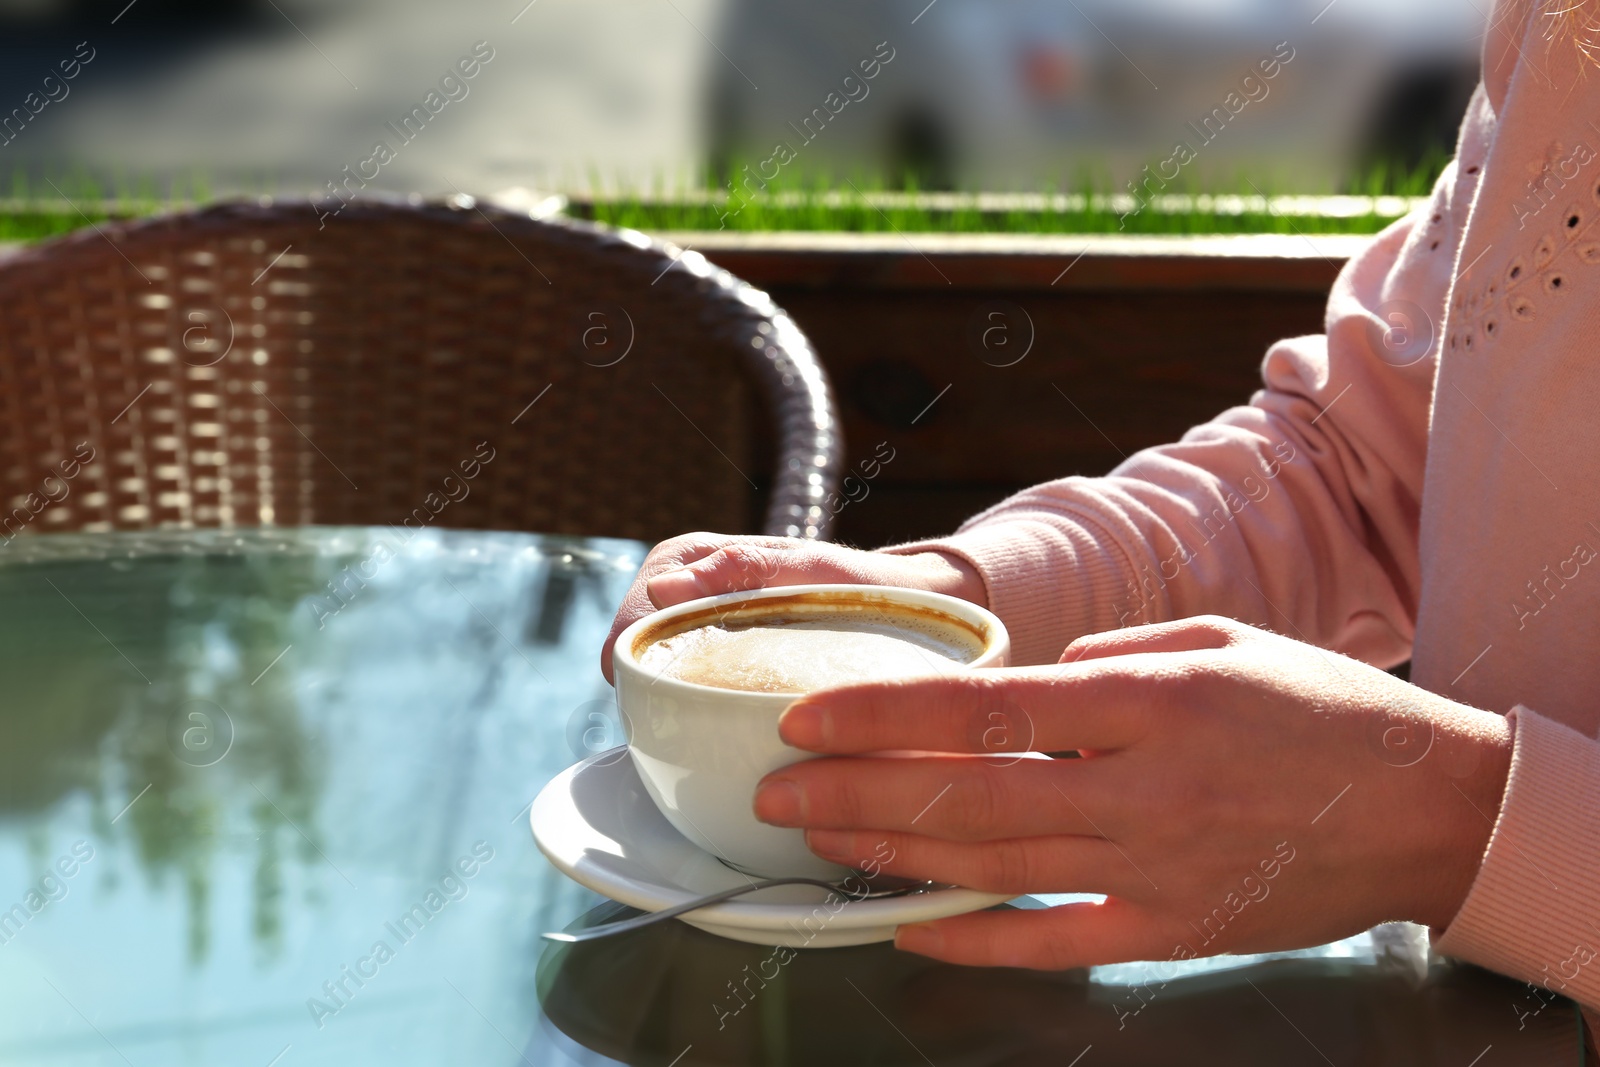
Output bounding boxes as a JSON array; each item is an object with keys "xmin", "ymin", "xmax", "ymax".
[
  {"xmin": 611, "ymin": 584, "xmax": 1011, "ymax": 879},
  {"xmin": 531, "ymin": 749, "xmax": 1011, "ymax": 947}
]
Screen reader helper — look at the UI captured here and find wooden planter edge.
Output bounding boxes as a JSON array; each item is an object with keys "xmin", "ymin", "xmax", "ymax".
[
  {"xmin": 2, "ymin": 227, "xmax": 1368, "ymax": 294},
  {"xmin": 659, "ymin": 231, "xmax": 1365, "ymax": 294}
]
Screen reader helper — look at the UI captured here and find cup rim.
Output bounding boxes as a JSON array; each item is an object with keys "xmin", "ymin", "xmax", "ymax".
[{"xmin": 611, "ymin": 583, "xmax": 1009, "ymax": 699}]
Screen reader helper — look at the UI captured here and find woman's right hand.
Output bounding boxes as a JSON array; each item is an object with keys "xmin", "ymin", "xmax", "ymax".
[{"xmin": 599, "ymin": 532, "xmax": 986, "ymax": 683}]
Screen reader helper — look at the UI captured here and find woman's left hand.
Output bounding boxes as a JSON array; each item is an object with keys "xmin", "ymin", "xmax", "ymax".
[{"xmin": 753, "ymin": 615, "xmax": 1513, "ymax": 969}]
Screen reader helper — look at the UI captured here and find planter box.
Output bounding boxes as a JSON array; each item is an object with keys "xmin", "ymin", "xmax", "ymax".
[{"xmin": 679, "ymin": 231, "xmax": 1365, "ymax": 548}]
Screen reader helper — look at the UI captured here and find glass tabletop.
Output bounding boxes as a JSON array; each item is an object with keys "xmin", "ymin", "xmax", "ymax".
[{"xmin": 0, "ymin": 527, "xmax": 1581, "ymax": 1066}]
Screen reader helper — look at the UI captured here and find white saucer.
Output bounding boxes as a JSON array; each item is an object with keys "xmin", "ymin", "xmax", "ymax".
[{"xmin": 531, "ymin": 748, "xmax": 1011, "ymax": 948}]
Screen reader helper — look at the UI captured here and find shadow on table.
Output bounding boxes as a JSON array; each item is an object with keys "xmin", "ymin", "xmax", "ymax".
[{"xmin": 536, "ymin": 902, "xmax": 1578, "ymax": 1067}]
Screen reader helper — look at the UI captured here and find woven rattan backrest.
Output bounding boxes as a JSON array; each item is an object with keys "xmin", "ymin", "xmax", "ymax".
[{"xmin": 0, "ymin": 198, "xmax": 842, "ymax": 544}]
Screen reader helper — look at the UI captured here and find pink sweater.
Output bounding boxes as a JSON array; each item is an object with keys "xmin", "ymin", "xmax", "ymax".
[{"xmin": 888, "ymin": 0, "xmax": 1600, "ymax": 1013}]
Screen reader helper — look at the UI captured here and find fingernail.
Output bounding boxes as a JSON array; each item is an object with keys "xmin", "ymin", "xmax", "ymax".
[
  {"xmin": 754, "ymin": 780, "xmax": 805, "ymax": 826},
  {"xmin": 646, "ymin": 568, "xmax": 699, "ymax": 606},
  {"xmin": 895, "ymin": 923, "xmax": 943, "ymax": 955},
  {"xmin": 778, "ymin": 701, "xmax": 829, "ymax": 749},
  {"xmin": 805, "ymin": 829, "xmax": 854, "ymax": 859}
]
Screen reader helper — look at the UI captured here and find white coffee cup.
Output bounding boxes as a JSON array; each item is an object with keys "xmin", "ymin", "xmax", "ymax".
[{"xmin": 611, "ymin": 584, "xmax": 1010, "ymax": 879}]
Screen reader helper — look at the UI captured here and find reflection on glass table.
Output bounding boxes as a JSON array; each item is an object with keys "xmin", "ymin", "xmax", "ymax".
[{"xmin": 0, "ymin": 528, "xmax": 1580, "ymax": 1066}]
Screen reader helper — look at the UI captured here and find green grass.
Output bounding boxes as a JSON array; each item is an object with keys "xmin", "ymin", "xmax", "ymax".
[
  {"xmin": 582, "ymin": 155, "xmax": 1448, "ymax": 236},
  {"xmin": 0, "ymin": 156, "xmax": 1447, "ymax": 242},
  {"xmin": 0, "ymin": 169, "xmax": 214, "ymax": 243},
  {"xmin": 582, "ymin": 190, "xmax": 1416, "ymax": 236}
]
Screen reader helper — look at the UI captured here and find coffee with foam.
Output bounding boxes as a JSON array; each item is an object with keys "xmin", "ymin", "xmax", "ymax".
[
  {"xmin": 639, "ymin": 612, "xmax": 982, "ymax": 694},
  {"xmin": 615, "ymin": 585, "xmax": 1009, "ymax": 877}
]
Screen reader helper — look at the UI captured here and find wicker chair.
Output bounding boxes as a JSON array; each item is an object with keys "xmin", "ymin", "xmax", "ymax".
[{"xmin": 0, "ymin": 197, "xmax": 843, "ymax": 544}]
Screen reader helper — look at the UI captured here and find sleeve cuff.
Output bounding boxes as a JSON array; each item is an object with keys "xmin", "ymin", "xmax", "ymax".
[{"xmin": 1434, "ymin": 706, "xmax": 1600, "ymax": 1012}]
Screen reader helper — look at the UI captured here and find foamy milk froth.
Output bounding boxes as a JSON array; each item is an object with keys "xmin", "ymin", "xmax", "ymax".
[{"xmin": 638, "ymin": 613, "xmax": 983, "ymax": 693}]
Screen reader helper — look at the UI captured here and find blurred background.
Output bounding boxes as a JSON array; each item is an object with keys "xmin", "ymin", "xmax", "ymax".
[{"xmin": 0, "ymin": 0, "xmax": 1485, "ymax": 201}]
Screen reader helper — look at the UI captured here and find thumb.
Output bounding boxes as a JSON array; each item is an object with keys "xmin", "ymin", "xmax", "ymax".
[{"xmin": 1059, "ymin": 615, "xmax": 1241, "ymax": 664}]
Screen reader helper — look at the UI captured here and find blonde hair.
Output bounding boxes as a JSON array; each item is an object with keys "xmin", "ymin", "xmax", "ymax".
[{"xmin": 1548, "ymin": 1, "xmax": 1600, "ymax": 67}]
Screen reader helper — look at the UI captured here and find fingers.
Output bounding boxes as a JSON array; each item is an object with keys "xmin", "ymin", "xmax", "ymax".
[
  {"xmin": 644, "ymin": 540, "xmax": 805, "ymax": 607},
  {"xmin": 644, "ymin": 539, "xmax": 939, "ymax": 607},
  {"xmin": 600, "ymin": 532, "xmax": 753, "ymax": 683},
  {"xmin": 778, "ymin": 665, "xmax": 1154, "ymax": 756},
  {"xmin": 895, "ymin": 898, "xmax": 1165, "ymax": 970},
  {"xmin": 1060, "ymin": 615, "xmax": 1244, "ymax": 664},
  {"xmin": 803, "ymin": 828, "xmax": 1149, "ymax": 899},
  {"xmin": 756, "ymin": 755, "xmax": 1115, "ymax": 842}
]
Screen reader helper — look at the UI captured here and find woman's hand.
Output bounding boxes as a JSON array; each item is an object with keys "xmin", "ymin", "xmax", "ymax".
[
  {"xmin": 600, "ymin": 533, "xmax": 984, "ymax": 683},
  {"xmin": 753, "ymin": 615, "xmax": 1513, "ymax": 969}
]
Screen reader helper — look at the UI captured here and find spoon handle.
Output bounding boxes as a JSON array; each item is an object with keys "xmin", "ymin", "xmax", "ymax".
[{"xmin": 541, "ymin": 876, "xmax": 853, "ymax": 943}]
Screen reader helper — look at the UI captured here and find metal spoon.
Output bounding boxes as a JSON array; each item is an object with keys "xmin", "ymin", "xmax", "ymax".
[{"xmin": 542, "ymin": 872, "xmax": 937, "ymax": 943}]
